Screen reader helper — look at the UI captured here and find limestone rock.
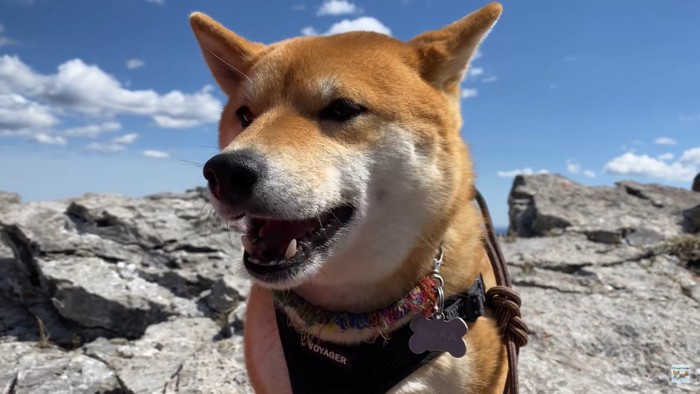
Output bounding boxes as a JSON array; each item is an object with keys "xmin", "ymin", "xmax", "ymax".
[
  {"xmin": 206, "ymin": 274, "xmax": 251, "ymax": 314},
  {"xmin": 507, "ymin": 174, "xmax": 700, "ymax": 242},
  {"xmin": 83, "ymin": 318, "xmax": 222, "ymax": 394},
  {"xmin": 162, "ymin": 337, "xmax": 252, "ymax": 393},
  {"xmin": 0, "ymin": 342, "xmax": 121, "ymax": 394},
  {"xmin": 684, "ymin": 204, "xmax": 700, "ymax": 233}
]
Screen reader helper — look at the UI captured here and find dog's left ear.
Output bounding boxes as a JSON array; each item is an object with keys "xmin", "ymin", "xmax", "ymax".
[{"xmin": 409, "ymin": 2, "xmax": 502, "ymax": 97}]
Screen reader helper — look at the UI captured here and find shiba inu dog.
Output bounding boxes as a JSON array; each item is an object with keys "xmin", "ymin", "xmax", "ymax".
[{"xmin": 190, "ymin": 3, "xmax": 511, "ymax": 393}]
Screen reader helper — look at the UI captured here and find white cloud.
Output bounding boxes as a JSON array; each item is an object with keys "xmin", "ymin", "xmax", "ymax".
[
  {"xmin": 680, "ymin": 147, "xmax": 700, "ymax": 168},
  {"xmin": 604, "ymin": 149, "xmax": 700, "ymax": 182},
  {"xmin": 497, "ymin": 168, "xmax": 549, "ymax": 177},
  {"xmin": 292, "ymin": 4, "xmax": 306, "ymax": 11},
  {"xmin": 86, "ymin": 142, "xmax": 126, "ymax": 153},
  {"xmin": 327, "ymin": 17, "xmax": 391, "ymax": 35},
  {"xmin": 64, "ymin": 121, "xmax": 121, "ymax": 138},
  {"xmin": 0, "ymin": 55, "xmax": 222, "ymax": 130},
  {"xmin": 679, "ymin": 114, "xmax": 700, "ymax": 122},
  {"xmin": 146, "ymin": 0, "xmax": 165, "ymax": 4},
  {"xmin": 0, "ymin": 24, "xmax": 18, "ymax": 47},
  {"xmin": 111, "ymin": 133, "xmax": 138, "ymax": 145},
  {"xmin": 305, "ymin": 17, "xmax": 391, "ymax": 36},
  {"xmin": 85, "ymin": 133, "xmax": 138, "ymax": 154},
  {"xmin": 654, "ymin": 137, "xmax": 677, "ymax": 145},
  {"xmin": 126, "ymin": 59, "xmax": 145, "ymax": 70},
  {"xmin": 482, "ymin": 76, "xmax": 498, "ymax": 83},
  {"xmin": 142, "ymin": 150, "xmax": 169, "ymax": 159},
  {"xmin": 566, "ymin": 159, "xmax": 581, "ymax": 174},
  {"xmin": 658, "ymin": 152, "xmax": 674, "ymax": 161},
  {"xmin": 301, "ymin": 27, "xmax": 319, "ymax": 36},
  {"xmin": 468, "ymin": 67, "xmax": 484, "ymax": 77},
  {"xmin": 152, "ymin": 116, "xmax": 200, "ymax": 129},
  {"xmin": 317, "ymin": 0, "xmax": 360, "ymax": 16},
  {"xmin": 0, "ymin": 94, "xmax": 58, "ymax": 136},
  {"xmin": 567, "ymin": 159, "xmax": 598, "ymax": 178},
  {"xmin": 461, "ymin": 88, "xmax": 478, "ymax": 99},
  {"xmin": 31, "ymin": 133, "xmax": 66, "ymax": 146},
  {"xmin": 472, "ymin": 50, "xmax": 482, "ymax": 61}
]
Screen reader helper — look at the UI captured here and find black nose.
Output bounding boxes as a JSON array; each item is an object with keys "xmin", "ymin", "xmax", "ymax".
[{"xmin": 203, "ymin": 150, "xmax": 265, "ymax": 204}]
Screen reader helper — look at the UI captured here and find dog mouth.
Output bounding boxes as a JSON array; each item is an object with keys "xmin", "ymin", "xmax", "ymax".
[{"xmin": 240, "ymin": 205, "xmax": 355, "ymax": 283}]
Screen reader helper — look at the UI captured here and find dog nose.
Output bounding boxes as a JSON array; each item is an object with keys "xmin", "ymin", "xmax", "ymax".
[{"xmin": 203, "ymin": 151, "xmax": 265, "ymax": 204}]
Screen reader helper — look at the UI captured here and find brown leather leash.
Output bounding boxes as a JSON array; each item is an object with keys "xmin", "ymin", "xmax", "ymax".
[{"xmin": 474, "ymin": 190, "xmax": 529, "ymax": 394}]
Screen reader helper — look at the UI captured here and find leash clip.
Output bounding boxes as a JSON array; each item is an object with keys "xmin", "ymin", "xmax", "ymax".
[{"xmin": 430, "ymin": 243, "xmax": 445, "ymax": 320}]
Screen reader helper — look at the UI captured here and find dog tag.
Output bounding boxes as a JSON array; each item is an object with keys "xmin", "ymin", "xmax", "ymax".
[{"xmin": 408, "ymin": 316, "xmax": 468, "ymax": 358}]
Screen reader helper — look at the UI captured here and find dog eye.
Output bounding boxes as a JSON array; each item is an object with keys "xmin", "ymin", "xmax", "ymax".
[
  {"xmin": 320, "ymin": 99, "xmax": 366, "ymax": 122},
  {"xmin": 236, "ymin": 106, "xmax": 255, "ymax": 128}
]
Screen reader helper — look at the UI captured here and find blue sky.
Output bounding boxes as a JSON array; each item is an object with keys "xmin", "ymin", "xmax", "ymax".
[{"xmin": 0, "ymin": 0, "xmax": 698, "ymax": 227}]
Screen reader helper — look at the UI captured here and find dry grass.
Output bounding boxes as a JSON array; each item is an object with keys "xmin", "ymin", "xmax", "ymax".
[
  {"xmin": 657, "ymin": 235, "xmax": 700, "ymax": 267},
  {"xmin": 33, "ymin": 314, "xmax": 51, "ymax": 349}
]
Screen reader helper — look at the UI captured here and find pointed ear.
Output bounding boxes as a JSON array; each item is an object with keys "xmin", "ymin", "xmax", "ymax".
[
  {"xmin": 409, "ymin": 2, "xmax": 502, "ymax": 96},
  {"xmin": 189, "ymin": 12, "xmax": 265, "ymax": 96}
]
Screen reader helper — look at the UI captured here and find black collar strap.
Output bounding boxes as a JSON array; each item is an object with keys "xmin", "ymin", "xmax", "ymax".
[{"xmin": 275, "ymin": 274, "xmax": 485, "ymax": 394}]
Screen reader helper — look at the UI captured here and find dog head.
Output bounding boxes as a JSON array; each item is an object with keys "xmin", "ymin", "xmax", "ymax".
[{"xmin": 190, "ymin": 3, "xmax": 502, "ymax": 293}]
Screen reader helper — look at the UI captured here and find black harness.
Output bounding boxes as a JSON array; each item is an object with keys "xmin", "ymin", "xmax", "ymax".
[{"xmin": 275, "ymin": 274, "xmax": 486, "ymax": 394}]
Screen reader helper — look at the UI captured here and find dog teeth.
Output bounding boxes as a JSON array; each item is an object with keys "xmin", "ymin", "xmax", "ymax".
[
  {"xmin": 248, "ymin": 257, "xmax": 261, "ymax": 264},
  {"xmin": 284, "ymin": 239, "xmax": 297, "ymax": 259}
]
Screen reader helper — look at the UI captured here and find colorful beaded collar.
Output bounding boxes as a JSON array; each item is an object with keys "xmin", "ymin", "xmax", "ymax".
[{"xmin": 272, "ymin": 276, "xmax": 439, "ymax": 340}]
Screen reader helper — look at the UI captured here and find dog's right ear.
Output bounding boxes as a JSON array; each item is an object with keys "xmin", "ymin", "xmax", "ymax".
[
  {"xmin": 409, "ymin": 2, "xmax": 502, "ymax": 98},
  {"xmin": 190, "ymin": 12, "xmax": 264, "ymax": 95}
]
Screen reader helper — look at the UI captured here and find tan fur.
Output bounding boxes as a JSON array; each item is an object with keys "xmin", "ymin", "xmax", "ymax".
[{"xmin": 191, "ymin": 3, "xmax": 507, "ymax": 392}]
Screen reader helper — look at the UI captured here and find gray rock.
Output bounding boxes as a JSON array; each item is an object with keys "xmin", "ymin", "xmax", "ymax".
[
  {"xmin": 0, "ymin": 342, "xmax": 121, "ymax": 394},
  {"xmin": 502, "ymin": 233, "xmax": 648, "ymax": 273},
  {"xmin": 229, "ymin": 302, "xmax": 247, "ymax": 336},
  {"xmin": 507, "ymin": 174, "xmax": 700, "ymax": 243},
  {"xmin": 1, "ymin": 178, "xmax": 699, "ymax": 393},
  {"xmin": 84, "ymin": 318, "xmax": 222, "ymax": 394},
  {"xmin": 206, "ymin": 275, "xmax": 251, "ymax": 314},
  {"xmin": 507, "ymin": 244, "xmax": 700, "ymax": 392},
  {"xmin": 41, "ymin": 256, "xmax": 200, "ymax": 337},
  {"xmin": 162, "ymin": 337, "xmax": 252, "ymax": 393},
  {"xmin": 683, "ymin": 204, "xmax": 700, "ymax": 233}
]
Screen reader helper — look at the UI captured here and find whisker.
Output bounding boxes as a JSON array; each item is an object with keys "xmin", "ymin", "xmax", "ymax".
[
  {"xmin": 329, "ymin": 210, "xmax": 341, "ymax": 224},
  {"xmin": 176, "ymin": 158, "xmax": 205, "ymax": 168},
  {"xmin": 198, "ymin": 200, "xmax": 210, "ymax": 219},
  {"xmin": 204, "ymin": 46, "xmax": 253, "ymax": 85},
  {"xmin": 317, "ymin": 215, "xmax": 329, "ymax": 240}
]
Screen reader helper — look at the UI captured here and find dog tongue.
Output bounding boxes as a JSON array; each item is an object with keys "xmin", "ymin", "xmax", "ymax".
[{"xmin": 243, "ymin": 219, "xmax": 317, "ymax": 260}]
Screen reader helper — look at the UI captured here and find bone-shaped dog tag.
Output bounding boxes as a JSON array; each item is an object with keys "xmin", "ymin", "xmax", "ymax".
[{"xmin": 408, "ymin": 316, "xmax": 468, "ymax": 358}]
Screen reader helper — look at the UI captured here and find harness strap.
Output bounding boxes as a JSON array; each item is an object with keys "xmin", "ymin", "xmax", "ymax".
[
  {"xmin": 275, "ymin": 275, "xmax": 486, "ymax": 394},
  {"xmin": 276, "ymin": 308, "xmax": 442, "ymax": 394},
  {"xmin": 474, "ymin": 190, "xmax": 529, "ymax": 394}
]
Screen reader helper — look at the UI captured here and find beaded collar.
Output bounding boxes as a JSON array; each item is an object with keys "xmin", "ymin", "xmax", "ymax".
[{"xmin": 272, "ymin": 276, "xmax": 439, "ymax": 340}]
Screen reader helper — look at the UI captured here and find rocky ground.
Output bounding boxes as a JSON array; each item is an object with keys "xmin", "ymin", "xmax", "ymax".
[{"xmin": 1, "ymin": 174, "xmax": 698, "ymax": 393}]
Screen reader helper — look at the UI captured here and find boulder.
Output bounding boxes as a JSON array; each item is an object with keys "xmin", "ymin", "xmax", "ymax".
[
  {"xmin": 684, "ymin": 205, "xmax": 700, "ymax": 233},
  {"xmin": 508, "ymin": 174, "xmax": 700, "ymax": 243}
]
